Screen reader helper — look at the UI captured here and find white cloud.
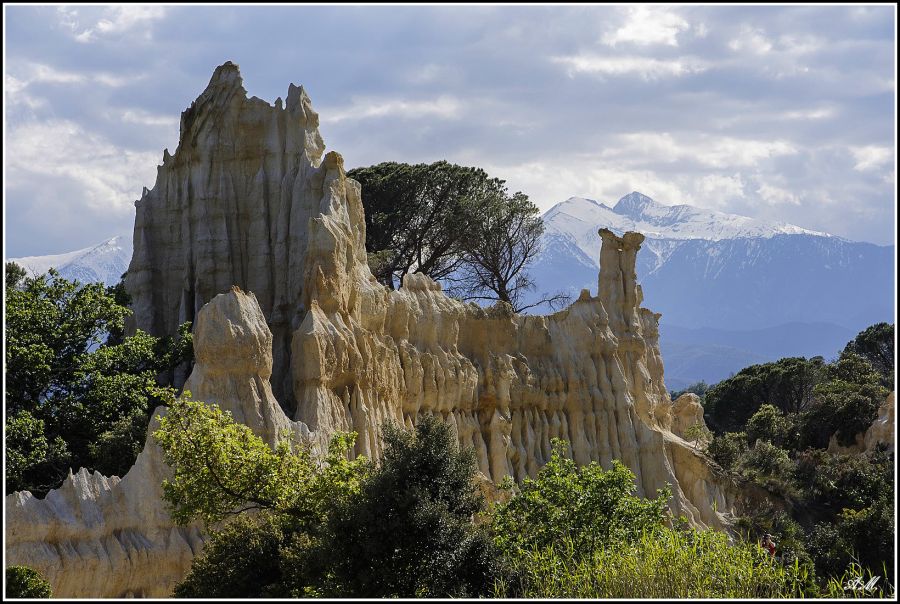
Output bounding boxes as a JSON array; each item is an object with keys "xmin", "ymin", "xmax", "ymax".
[
  {"xmin": 120, "ymin": 109, "xmax": 180, "ymax": 128},
  {"xmin": 781, "ymin": 106, "xmax": 835, "ymax": 120},
  {"xmin": 6, "ymin": 119, "xmax": 160, "ymax": 215},
  {"xmin": 475, "ymin": 158, "xmax": 695, "ymax": 212},
  {"xmin": 695, "ymin": 173, "xmax": 746, "ymax": 208},
  {"xmin": 8, "ymin": 61, "xmax": 140, "ymax": 90},
  {"xmin": 553, "ymin": 54, "xmax": 708, "ymax": 80},
  {"xmin": 728, "ymin": 26, "xmax": 773, "ymax": 55},
  {"xmin": 602, "ymin": 6, "xmax": 690, "ymax": 47},
  {"xmin": 849, "ymin": 146, "xmax": 893, "ymax": 172},
  {"xmin": 611, "ymin": 132, "xmax": 798, "ymax": 169},
  {"xmin": 757, "ymin": 183, "xmax": 801, "ymax": 206},
  {"xmin": 57, "ymin": 5, "xmax": 167, "ymax": 43},
  {"xmin": 321, "ymin": 96, "xmax": 463, "ymax": 124}
]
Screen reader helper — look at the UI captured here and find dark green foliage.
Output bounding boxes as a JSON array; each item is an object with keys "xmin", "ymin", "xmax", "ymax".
[
  {"xmin": 806, "ymin": 490, "xmax": 895, "ymax": 588},
  {"xmin": 348, "ymin": 161, "xmax": 505, "ymax": 288},
  {"xmin": 6, "ymin": 261, "xmax": 26, "ymax": 290},
  {"xmin": 707, "ymin": 431, "xmax": 749, "ymax": 471},
  {"xmin": 5, "ymin": 269, "xmax": 192, "ymax": 496},
  {"xmin": 5, "ymin": 411, "xmax": 69, "ymax": 494},
  {"xmin": 799, "ymin": 354, "xmax": 887, "ymax": 449},
  {"xmin": 740, "ymin": 440, "xmax": 794, "ymax": 483},
  {"xmin": 314, "ymin": 416, "xmax": 498, "ymax": 597},
  {"xmin": 173, "ymin": 513, "xmax": 290, "ymax": 598},
  {"xmin": 5, "ymin": 566, "xmax": 52, "ymax": 598},
  {"xmin": 842, "ymin": 322, "xmax": 894, "ymax": 384},
  {"xmin": 164, "ymin": 410, "xmax": 496, "ymax": 598},
  {"xmin": 705, "ymin": 356, "xmax": 825, "ymax": 433},
  {"xmin": 348, "ymin": 161, "xmax": 564, "ymax": 312},
  {"xmin": 795, "ymin": 448, "xmax": 893, "ymax": 513},
  {"xmin": 704, "ymin": 324, "xmax": 895, "ymax": 592},
  {"xmin": 745, "ymin": 404, "xmax": 797, "ymax": 449}
]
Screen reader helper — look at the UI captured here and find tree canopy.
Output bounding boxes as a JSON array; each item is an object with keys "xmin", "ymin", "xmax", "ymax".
[
  {"xmin": 4, "ymin": 264, "xmax": 192, "ymax": 495},
  {"xmin": 348, "ymin": 161, "xmax": 567, "ymax": 312},
  {"xmin": 155, "ymin": 401, "xmax": 495, "ymax": 597}
]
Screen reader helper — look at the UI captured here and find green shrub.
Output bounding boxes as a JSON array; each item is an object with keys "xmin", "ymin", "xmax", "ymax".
[
  {"xmin": 707, "ymin": 431, "xmax": 749, "ymax": 471},
  {"xmin": 492, "ymin": 438, "xmax": 669, "ymax": 559},
  {"xmin": 6, "ymin": 566, "xmax": 52, "ymax": 598},
  {"xmin": 494, "ymin": 526, "xmax": 812, "ymax": 598}
]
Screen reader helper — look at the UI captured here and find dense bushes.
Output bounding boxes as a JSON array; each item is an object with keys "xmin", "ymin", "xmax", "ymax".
[
  {"xmin": 699, "ymin": 324, "xmax": 895, "ymax": 591},
  {"xmin": 5, "ymin": 265, "xmax": 192, "ymax": 496},
  {"xmin": 5, "ymin": 566, "xmax": 52, "ymax": 598},
  {"xmin": 495, "ymin": 527, "xmax": 811, "ymax": 598},
  {"xmin": 157, "ymin": 402, "xmax": 496, "ymax": 597},
  {"xmin": 156, "ymin": 397, "xmax": 862, "ymax": 598}
]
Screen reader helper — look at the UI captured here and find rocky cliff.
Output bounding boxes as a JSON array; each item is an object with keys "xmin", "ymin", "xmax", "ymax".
[{"xmin": 6, "ymin": 62, "xmax": 739, "ymax": 597}]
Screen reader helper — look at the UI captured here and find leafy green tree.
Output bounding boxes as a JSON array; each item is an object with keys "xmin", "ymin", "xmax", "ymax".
[
  {"xmin": 312, "ymin": 416, "xmax": 498, "ymax": 597},
  {"xmin": 5, "ymin": 411, "xmax": 69, "ymax": 494},
  {"xmin": 5, "ymin": 269, "xmax": 192, "ymax": 496},
  {"xmin": 707, "ymin": 431, "xmax": 749, "ymax": 471},
  {"xmin": 798, "ymin": 355, "xmax": 887, "ymax": 449},
  {"xmin": 842, "ymin": 323, "xmax": 894, "ymax": 383},
  {"xmin": 745, "ymin": 404, "xmax": 797, "ymax": 450},
  {"xmin": 493, "ymin": 439, "xmax": 670, "ymax": 559},
  {"xmin": 5, "ymin": 566, "xmax": 52, "ymax": 598},
  {"xmin": 157, "ymin": 402, "xmax": 493, "ymax": 597},
  {"xmin": 705, "ymin": 357, "xmax": 825, "ymax": 433},
  {"xmin": 738, "ymin": 440, "xmax": 794, "ymax": 483},
  {"xmin": 456, "ymin": 191, "xmax": 568, "ymax": 312},
  {"xmin": 348, "ymin": 161, "xmax": 565, "ymax": 312},
  {"xmin": 173, "ymin": 512, "xmax": 294, "ymax": 598},
  {"xmin": 6, "ymin": 261, "xmax": 26, "ymax": 290},
  {"xmin": 154, "ymin": 396, "xmax": 368, "ymax": 527},
  {"xmin": 348, "ymin": 161, "xmax": 503, "ymax": 289}
]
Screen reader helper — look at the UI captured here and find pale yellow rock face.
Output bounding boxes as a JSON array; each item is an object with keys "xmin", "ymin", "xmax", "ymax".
[
  {"xmin": 669, "ymin": 393, "xmax": 707, "ymax": 440},
  {"xmin": 864, "ymin": 392, "xmax": 894, "ymax": 453},
  {"xmin": 6, "ymin": 63, "xmax": 738, "ymax": 598}
]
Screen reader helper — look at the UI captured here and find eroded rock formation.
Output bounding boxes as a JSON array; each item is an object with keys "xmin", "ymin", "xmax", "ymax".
[{"xmin": 6, "ymin": 62, "xmax": 739, "ymax": 598}]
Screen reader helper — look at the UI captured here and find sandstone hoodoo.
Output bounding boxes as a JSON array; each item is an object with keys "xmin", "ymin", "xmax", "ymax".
[{"xmin": 6, "ymin": 62, "xmax": 738, "ymax": 597}]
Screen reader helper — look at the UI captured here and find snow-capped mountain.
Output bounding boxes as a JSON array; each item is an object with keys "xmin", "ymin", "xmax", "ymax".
[
  {"xmin": 9, "ymin": 235, "xmax": 133, "ymax": 287},
  {"xmin": 526, "ymin": 192, "xmax": 895, "ymax": 389}
]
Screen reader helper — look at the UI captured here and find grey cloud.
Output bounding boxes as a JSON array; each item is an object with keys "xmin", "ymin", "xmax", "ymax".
[{"xmin": 4, "ymin": 4, "xmax": 895, "ymax": 257}]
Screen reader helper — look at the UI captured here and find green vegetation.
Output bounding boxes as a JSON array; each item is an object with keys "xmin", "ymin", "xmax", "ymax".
[
  {"xmin": 4, "ymin": 264, "xmax": 192, "ymax": 496},
  {"xmin": 156, "ymin": 398, "xmax": 875, "ymax": 598},
  {"xmin": 5, "ymin": 566, "xmax": 52, "ymax": 598},
  {"xmin": 348, "ymin": 161, "xmax": 567, "ymax": 312},
  {"xmin": 700, "ymin": 323, "xmax": 895, "ymax": 592},
  {"xmin": 494, "ymin": 527, "xmax": 811, "ymax": 598},
  {"xmin": 492, "ymin": 440, "xmax": 670, "ymax": 558},
  {"xmin": 156, "ymin": 402, "xmax": 495, "ymax": 597},
  {"xmin": 842, "ymin": 322, "xmax": 893, "ymax": 384}
]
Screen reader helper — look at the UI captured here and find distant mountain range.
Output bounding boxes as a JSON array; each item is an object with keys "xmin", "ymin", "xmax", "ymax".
[
  {"xmin": 7, "ymin": 193, "xmax": 895, "ymax": 391},
  {"xmin": 9, "ymin": 235, "xmax": 132, "ymax": 287},
  {"xmin": 525, "ymin": 192, "xmax": 895, "ymax": 390}
]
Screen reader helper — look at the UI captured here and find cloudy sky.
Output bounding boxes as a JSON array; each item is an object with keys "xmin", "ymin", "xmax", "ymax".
[{"xmin": 4, "ymin": 4, "xmax": 896, "ymax": 257}]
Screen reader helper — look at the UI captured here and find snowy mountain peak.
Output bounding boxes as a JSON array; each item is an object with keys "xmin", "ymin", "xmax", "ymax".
[
  {"xmin": 546, "ymin": 193, "xmax": 831, "ymax": 244},
  {"xmin": 9, "ymin": 234, "xmax": 133, "ymax": 286},
  {"xmin": 612, "ymin": 191, "xmax": 659, "ymax": 217}
]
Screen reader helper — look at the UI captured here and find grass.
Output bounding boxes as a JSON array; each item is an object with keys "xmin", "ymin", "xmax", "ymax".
[{"xmin": 494, "ymin": 526, "xmax": 815, "ymax": 598}]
